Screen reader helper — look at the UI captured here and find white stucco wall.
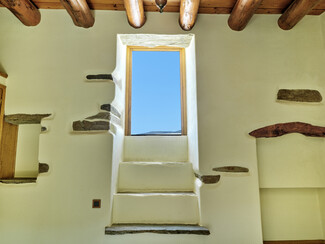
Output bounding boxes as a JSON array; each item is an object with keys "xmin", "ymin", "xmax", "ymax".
[
  {"xmin": 261, "ymin": 188, "xmax": 324, "ymax": 240},
  {"xmin": 0, "ymin": 9, "xmax": 325, "ymax": 244}
]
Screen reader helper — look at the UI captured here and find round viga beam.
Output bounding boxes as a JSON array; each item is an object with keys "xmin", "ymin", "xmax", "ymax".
[
  {"xmin": 278, "ymin": 0, "xmax": 321, "ymax": 30},
  {"xmin": 123, "ymin": 0, "xmax": 146, "ymax": 28},
  {"xmin": 179, "ymin": 0, "xmax": 200, "ymax": 31},
  {"xmin": 0, "ymin": 0, "xmax": 41, "ymax": 26},
  {"xmin": 228, "ymin": 0, "xmax": 263, "ymax": 31},
  {"xmin": 60, "ymin": 0, "xmax": 94, "ymax": 28}
]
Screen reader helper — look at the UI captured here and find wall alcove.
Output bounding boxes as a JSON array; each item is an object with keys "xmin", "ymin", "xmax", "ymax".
[
  {"xmin": 251, "ymin": 122, "xmax": 325, "ymax": 243},
  {"xmin": 0, "ymin": 83, "xmax": 51, "ymax": 184}
]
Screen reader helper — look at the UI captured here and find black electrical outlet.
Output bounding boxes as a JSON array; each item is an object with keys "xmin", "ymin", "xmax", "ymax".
[{"xmin": 92, "ymin": 199, "xmax": 101, "ymax": 208}]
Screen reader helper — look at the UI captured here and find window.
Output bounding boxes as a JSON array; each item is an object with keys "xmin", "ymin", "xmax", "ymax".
[{"xmin": 125, "ymin": 46, "xmax": 187, "ymax": 136}]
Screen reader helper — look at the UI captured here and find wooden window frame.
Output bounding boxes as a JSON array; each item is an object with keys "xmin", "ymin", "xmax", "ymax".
[
  {"xmin": 0, "ymin": 84, "xmax": 19, "ymax": 179},
  {"xmin": 125, "ymin": 46, "xmax": 187, "ymax": 136}
]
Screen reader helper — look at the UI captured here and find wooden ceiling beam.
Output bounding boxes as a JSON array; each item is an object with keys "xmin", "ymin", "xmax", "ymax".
[
  {"xmin": 228, "ymin": 0, "xmax": 263, "ymax": 31},
  {"xmin": 60, "ymin": 0, "xmax": 94, "ymax": 28},
  {"xmin": 278, "ymin": 0, "xmax": 321, "ymax": 30},
  {"xmin": 0, "ymin": 0, "xmax": 41, "ymax": 26},
  {"xmin": 124, "ymin": 0, "xmax": 146, "ymax": 28},
  {"xmin": 179, "ymin": 0, "xmax": 200, "ymax": 31}
]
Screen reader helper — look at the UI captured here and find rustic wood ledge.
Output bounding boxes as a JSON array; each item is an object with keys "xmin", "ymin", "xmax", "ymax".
[
  {"xmin": 194, "ymin": 173, "xmax": 221, "ymax": 184},
  {"xmin": 0, "ymin": 72, "xmax": 8, "ymax": 79},
  {"xmin": 39, "ymin": 163, "xmax": 49, "ymax": 174},
  {"xmin": 73, "ymin": 120, "xmax": 110, "ymax": 131},
  {"xmin": 249, "ymin": 122, "xmax": 325, "ymax": 138},
  {"xmin": 264, "ymin": 240, "xmax": 325, "ymax": 244},
  {"xmin": 105, "ymin": 225, "xmax": 210, "ymax": 235},
  {"xmin": 5, "ymin": 114, "xmax": 51, "ymax": 125},
  {"xmin": 277, "ymin": 89, "xmax": 322, "ymax": 102},
  {"xmin": 86, "ymin": 74, "xmax": 113, "ymax": 81},
  {"xmin": 0, "ymin": 178, "xmax": 37, "ymax": 184},
  {"xmin": 213, "ymin": 166, "xmax": 249, "ymax": 173},
  {"xmin": 73, "ymin": 104, "xmax": 122, "ymax": 132}
]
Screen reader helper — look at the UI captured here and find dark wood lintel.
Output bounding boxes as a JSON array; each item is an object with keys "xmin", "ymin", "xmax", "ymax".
[
  {"xmin": 250, "ymin": 122, "xmax": 325, "ymax": 138},
  {"xmin": 5, "ymin": 114, "xmax": 51, "ymax": 125}
]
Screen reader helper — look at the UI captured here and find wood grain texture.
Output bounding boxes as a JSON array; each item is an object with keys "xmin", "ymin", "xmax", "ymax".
[
  {"xmin": 277, "ymin": 89, "xmax": 322, "ymax": 102},
  {"xmin": 60, "ymin": 0, "xmax": 94, "ymax": 27},
  {"xmin": 0, "ymin": 0, "xmax": 41, "ymax": 26},
  {"xmin": 124, "ymin": 0, "xmax": 146, "ymax": 28},
  {"xmin": 6, "ymin": 0, "xmax": 324, "ymax": 15},
  {"xmin": 228, "ymin": 0, "xmax": 263, "ymax": 31},
  {"xmin": 179, "ymin": 0, "xmax": 200, "ymax": 31},
  {"xmin": 213, "ymin": 166, "xmax": 249, "ymax": 173},
  {"xmin": 278, "ymin": 0, "xmax": 322, "ymax": 30},
  {"xmin": 0, "ymin": 178, "xmax": 37, "ymax": 184},
  {"xmin": 73, "ymin": 120, "xmax": 110, "ymax": 131},
  {"xmin": 249, "ymin": 122, "xmax": 325, "ymax": 138},
  {"xmin": 0, "ymin": 122, "xmax": 18, "ymax": 179},
  {"xmin": 5, "ymin": 114, "xmax": 51, "ymax": 125}
]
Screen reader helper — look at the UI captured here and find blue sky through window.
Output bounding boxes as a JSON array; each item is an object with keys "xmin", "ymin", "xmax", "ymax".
[{"xmin": 131, "ymin": 50, "xmax": 182, "ymax": 135}]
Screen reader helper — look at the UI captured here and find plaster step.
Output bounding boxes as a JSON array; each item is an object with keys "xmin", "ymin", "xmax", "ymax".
[
  {"xmin": 118, "ymin": 162, "xmax": 194, "ymax": 192},
  {"xmin": 105, "ymin": 225, "xmax": 210, "ymax": 235},
  {"xmin": 123, "ymin": 136, "xmax": 188, "ymax": 162},
  {"xmin": 112, "ymin": 193, "xmax": 199, "ymax": 224}
]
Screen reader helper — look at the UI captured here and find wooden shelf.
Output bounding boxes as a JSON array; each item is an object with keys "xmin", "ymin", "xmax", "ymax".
[
  {"xmin": 0, "ymin": 178, "xmax": 37, "ymax": 184},
  {"xmin": 105, "ymin": 225, "xmax": 210, "ymax": 235}
]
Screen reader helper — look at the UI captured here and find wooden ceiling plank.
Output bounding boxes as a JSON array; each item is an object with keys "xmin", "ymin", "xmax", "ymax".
[
  {"xmin": 7, "ymin": 0, "xmax": 325, "ymax": 15},
  {"xmin": 198, "ymin": 7, "xmax": 231, "ymax": 14},
  {"xmin": 278, "ymin": 0, "xmax": 322, "ymax": 30},
  {"xmin": 34, "ymin": 3, "xmax": 64, "ymax": 9},
  {"xmin": 228, "ymin": 0, "xmax": 263, "ymax": 31},
  {"xmin": 123, "ymin": 0, "xmax": 146, "ymax": 28},
  {"xmin": 60, "ymin": 0, "xmax": 95, "ymax": 28},
  {"xmin": 0, "ymin": 0, "xmax": 41, "ymax": 26},
  {"xmin": 199, "ymin": 0, "xmax": 235, "ymax": 8},
  {"xmin": 145, "ymin": 5, "xmax": 179, "ymax": 11},
  {"xmin": 87, "ymin": 3, "xmax": 125, "ymax": 10},
  {"xmin": 179, "ymin": 0, "xmax": 200, "ymax": 31}
]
